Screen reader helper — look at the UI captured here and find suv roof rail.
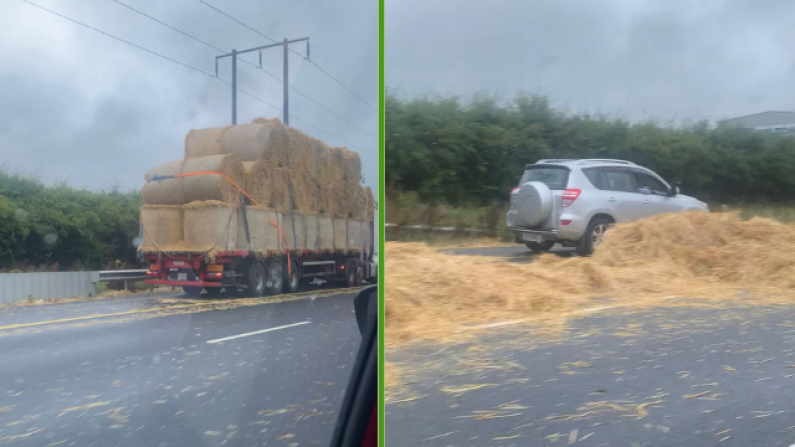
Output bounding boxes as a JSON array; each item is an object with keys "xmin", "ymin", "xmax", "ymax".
[
  {"xmin": 535, "ymin": 159, "xmax": 576, "ymax": 164},
  {"xmin": 577, "ymin": 159, "xmax": 636, "ymax": 165}
]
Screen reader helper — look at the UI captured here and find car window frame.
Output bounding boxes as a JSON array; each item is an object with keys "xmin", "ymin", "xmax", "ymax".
[
  {"xmin": 520, "ymin": 164, "xmax": 571, "ymax": 191},
  {"xmin": 631, "ymin": 169, "xmax": 671, "ymax": 196},
  {"xmin": 584, "ymin": 167, "xmax": 638, "ymax": 193}
]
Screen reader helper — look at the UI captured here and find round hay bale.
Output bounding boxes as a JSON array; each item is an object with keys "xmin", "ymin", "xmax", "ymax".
[
  {"xmin": 341, "ymin": 148, "xmax": 362, "ymax": 187},
  {"xmin": 144, "ymin": 159, "xmax": 182, "ymax": 182},
  {"xmin": 180, "ymin": 154, "xmax": 244, "ymax": 204},
  {"xmin": 140, "ymin": 205, "xmax": 183, "ymax": 251},
  {"xmin": 284, "ymin": 128, "xmax": 317, "ymax": 175},
  {"xmin": 292, "ymin": 170, "xmax": 318, "ymax": 214},
  {"xmin": 270, "ymin": 167, "xmax": 292, "ymax": 211},
  {"xmin": 185, "ymin": 126, "xmax": 230, "ymax": 159},
  {"xmin": 141, "ymin": 160, "xmax": 183, "ymax": 205},
  {"xmin": 364, "ymin": 186, "xmax": 375, "ymax": 220},
  {"xmin": 220, "ymin": 120, "xmax": 291, "ymax": 162},
  {"xmin": 235, "ymin": 206, "xmax": 279, "ymax": 252},
  {"xmin": 142, "ymin": 180, "xmax": 182, "ymax": 205},
  {"xmin": 252, "ymin": 117, "xmax": 277, "ymax": 124},
  {"xmin": 183, "ymin": 201, "xmax": 238, "ymax": 252},
  {"xmin": 243, "ymin": 160, "xmax": 274, "ymax": 207}
]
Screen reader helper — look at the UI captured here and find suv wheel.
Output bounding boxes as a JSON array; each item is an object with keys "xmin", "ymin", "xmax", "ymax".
[
  {"xmin": 577, "ymin": 217, "xmax": 612, "ymax": 257},
  {"xmin": 525, "ymin": 241, "xmax": 555, "ymax": 253}
]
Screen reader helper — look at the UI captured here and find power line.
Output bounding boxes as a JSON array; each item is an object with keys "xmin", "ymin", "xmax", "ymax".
[
  {"xmin": 113, "ymin": 0, "xmax": 376, "ymax": 140},
  {"xmin": 19, "ymin": 0, "xmax": 376, "ymax": 158},
  {"xmin": 21, "ymin": 0, "xmax": 214, "ymax": 78},
  {"xmin": 197, "ymin": 0, "xmax": 378, "ymax": 113},
  {"xmin": 228, "ymin": 81, "xmax": 376, "ymax": 159}
]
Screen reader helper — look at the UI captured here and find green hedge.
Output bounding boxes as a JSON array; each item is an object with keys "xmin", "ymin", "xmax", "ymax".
[
  {"xmin": 385, "ymin": 92, "xmax": 795, "ymax": 206},
  {"xmin": 0, "ymin": 171, "xmax": 142, "ymax": 271}
]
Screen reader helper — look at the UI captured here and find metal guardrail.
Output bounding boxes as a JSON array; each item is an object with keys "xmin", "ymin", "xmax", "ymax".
[{"xmin": 90, "ymin": 270, "xmax": 148, "ymax": 284}]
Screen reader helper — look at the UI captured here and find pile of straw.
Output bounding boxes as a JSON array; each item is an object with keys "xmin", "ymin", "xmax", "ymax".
[{"xmin": 386, "ymin": 211, "xmax": 795, "ymax": 344}]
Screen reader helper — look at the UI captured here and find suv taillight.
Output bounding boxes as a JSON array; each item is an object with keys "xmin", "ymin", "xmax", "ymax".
[
  {"xmin": 562, "ymin": 188, "xmax": 581, "ymax": 207},
  {"xmin": 510, "ymin": 186, "xmax": 519, "ymax": 195}
]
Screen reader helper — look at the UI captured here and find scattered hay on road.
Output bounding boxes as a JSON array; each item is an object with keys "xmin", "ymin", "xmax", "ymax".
[{"xmin": 386, "ymin": 211, "xmax": 795, "ymax": 345}]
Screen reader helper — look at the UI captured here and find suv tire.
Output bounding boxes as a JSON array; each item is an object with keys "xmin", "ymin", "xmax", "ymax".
[
  {"xmin": 525, "ymin": 241, "xmax": 555, "ymax": 253},
  {"xmin": 577, "ymin": 216, "xmax": 612, "ymax": 257}
]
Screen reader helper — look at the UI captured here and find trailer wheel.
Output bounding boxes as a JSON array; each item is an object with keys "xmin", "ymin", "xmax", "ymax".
[
  {"xmin": 182, "ymin": 286, "xmax": 202, "ymax": 298},
  {"xmin": 245, "ymin": 261, "xmax": 267, "ymax": 297},
  {"xmin": 266, "ymin": 259, "xmax": 284, "ymax": 295},
  {"xmin": 285, "ymin": 259, "xmax": 300, "ymax": 293},
  {"xmin": 345, "ymin": 260, "xmax": 358, "ymax": 287}
]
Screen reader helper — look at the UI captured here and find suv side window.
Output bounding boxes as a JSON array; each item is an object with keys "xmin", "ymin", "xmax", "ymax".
[
  {"xmin": 583, "ymin": 168, "xmax": 636, "ymax": 192},
  {"xmin": 634, "ymin": 172, "xmax": 669, "ymax": 196}
]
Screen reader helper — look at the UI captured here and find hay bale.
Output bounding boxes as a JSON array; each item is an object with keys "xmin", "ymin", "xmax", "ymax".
[
  {"xmin": 347, "ymin": 219, "xmax": 365, "ymax": 250},
  {"xmin": 342, "ymin": 184, "xmax": 368, "ymax": 219},
  {"xmin": 285, "ymin": 129, "xmax": 317, "ymax": 176},
  {"xmin": 183, "ymin": 201, "xmax": 238, "ymax": 252},
  {"xmin": 292, "ymin": 170, "xmax": 319, "ymax": 214},
  {"xmin": 141, "ymin": 160, "xmax": 183, "ymax": 205},
  {"xmin": 140, "ymin": 205, "xmax": 183, "ymax": 251},
  {"xmin": 236, "ymin": 206, "xmax": 279, "ymax": 252},
  {"xmin": 220, "ymin": 120, "xmax": 291, "ymax": 162},
  {"xmin": 306, "ymin": 214, "xmax": 319, "ymax": 250},
  {"xmin": 364, "ymin": 186, "xmax": 375, "ymax": 220},
  {"xmin": 279, "ymin": 212, "xmax": 307, "ymax": 250},
  {"xmin": 341, "ymin": 147, "xmax": 362, "ymax": 187},
  {"xmin": 242, "ymin": 160, "xmax": 274, "ymax": 207},
  {"xmin": 144, "ymin": 160, "xmax": 182, "ymax": 182},
  {"xmin": 142, "ymin": 178, "xmax": 182, "ymax": 205},
  {"xmin": 333, "ymin": 217, "xmax": 348, "ymax": 250},
  {"xmin": 318, "ymin": 216, "xmax": 334, "ymax": 250},
  {"xmin": 271, "ymin": 167, "xmax": 292, "ymax": 211},
  {"xmin": 185, "ymin": 127, "xmax": 230, "ymax": 159},
  {"xmin": 180, "ymin": 154, "xmax": 244, "ymax": 204}
]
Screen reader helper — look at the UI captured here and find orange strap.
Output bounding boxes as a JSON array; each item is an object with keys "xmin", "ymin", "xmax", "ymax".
[{"xmin": 175, "ymin": 171, "xmax": 258, "ymax": 205}]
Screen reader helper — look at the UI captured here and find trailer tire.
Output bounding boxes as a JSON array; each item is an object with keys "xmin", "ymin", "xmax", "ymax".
[
  {"xmin": 345, "ymin": 260, "xmax": 358, "ymax": 288},
  {"xmin": 266, "ymin": 259, "xmax": 284, "ymax": 295},
  {"xmin": 182, "ymin": 286, "xmax": 202, "ymax": 298},
  {"xmin": 245, "ymin": 261, "xmax": 267, "ymax": 297},
  {"xmin": 285, "ymin": 259, "xmax": 300, "ymax": 293}
]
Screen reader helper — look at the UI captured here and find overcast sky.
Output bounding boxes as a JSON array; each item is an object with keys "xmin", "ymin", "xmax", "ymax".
[
  {"xmin": 386, "ymin": 0, "xmax": 795, "ymax": 124},
  {"xmin": 0, "ymin": 0, "xmax": 377, "ymax": 194}
]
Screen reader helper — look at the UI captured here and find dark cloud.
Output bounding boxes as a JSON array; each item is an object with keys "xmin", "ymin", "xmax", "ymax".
[
  {"xmin": 0, "ymin": 0, "xmax": 378, "ymax": 193},
  {"xmin": 386, "ymin": 0, "xmax": 795, "ymax": 123}
]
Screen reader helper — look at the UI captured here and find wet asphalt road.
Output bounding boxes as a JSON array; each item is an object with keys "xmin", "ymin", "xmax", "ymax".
[
  {"xmin": 386, "ymin": 305, "xmax": 795, "ymax": 447},
  {"xmin": 0, "ymin": 288, "xmax": 362, "ymax": 447},
  {"xmin": 386, "ymin": 245, "xmax": 795, "ymax": 446}
]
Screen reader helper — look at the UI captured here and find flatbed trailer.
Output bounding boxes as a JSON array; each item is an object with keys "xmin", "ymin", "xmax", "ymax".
[{"xmin": 143, "ymin": 223, "xmax": 377, "ymax": 297}]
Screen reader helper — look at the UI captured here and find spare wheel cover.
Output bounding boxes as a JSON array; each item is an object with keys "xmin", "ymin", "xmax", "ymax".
[{"xmin": 516, "ymin": 181, "xmax": 552, "ymax": 227}]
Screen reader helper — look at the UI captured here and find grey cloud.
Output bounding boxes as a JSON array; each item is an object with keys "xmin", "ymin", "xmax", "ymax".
[
  {"xmin": 386, "ymin": 0, "xmax": 795, "ymax": 123},
  {"xmin": 0, "ymin": 0, "xmax": 378, "ymax": 195}
]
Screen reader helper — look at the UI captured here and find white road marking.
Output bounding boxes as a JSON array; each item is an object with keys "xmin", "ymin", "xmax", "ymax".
[{"xmin": 206, "ymin": 321, "xmax": 311, "ymax": 344}]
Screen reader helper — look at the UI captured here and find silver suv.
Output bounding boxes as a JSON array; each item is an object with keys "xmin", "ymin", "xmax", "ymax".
[{"xmin": 507, "ymin": 159, "xmax": 709, "ymax": 256}]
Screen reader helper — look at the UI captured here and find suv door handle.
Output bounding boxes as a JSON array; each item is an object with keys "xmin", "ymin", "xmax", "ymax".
[
  {"xmin": 607, "ymin": 197, "xmax": 617, "ymax": 202},
  {"xmin": 642, "ymin": 199, "xmax": 651, "ymax": 204}
]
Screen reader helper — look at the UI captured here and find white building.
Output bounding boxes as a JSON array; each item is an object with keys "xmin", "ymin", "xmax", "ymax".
[{"xmin": 718, "ymin": 111, "xmax": 795, "ymax": 134}]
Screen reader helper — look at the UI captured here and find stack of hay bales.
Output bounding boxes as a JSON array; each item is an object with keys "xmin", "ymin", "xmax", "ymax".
[{"xmin": 139, "ymin": 118, "xmax": 374, "ymax": 254}]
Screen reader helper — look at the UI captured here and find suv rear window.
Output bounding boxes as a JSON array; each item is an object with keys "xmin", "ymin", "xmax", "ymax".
[{"xmin": 520, "ymin": 166, "xmax": 570, "ymax": 190}]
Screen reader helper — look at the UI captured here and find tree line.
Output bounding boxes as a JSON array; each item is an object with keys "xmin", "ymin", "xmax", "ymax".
[
  {"xmin": 0, "ymin": 170, "xmax": 141, "ymax": 271},
  {"xmin": 385, "ymin": 92, "xmax": 795, "ymax": 207}
]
